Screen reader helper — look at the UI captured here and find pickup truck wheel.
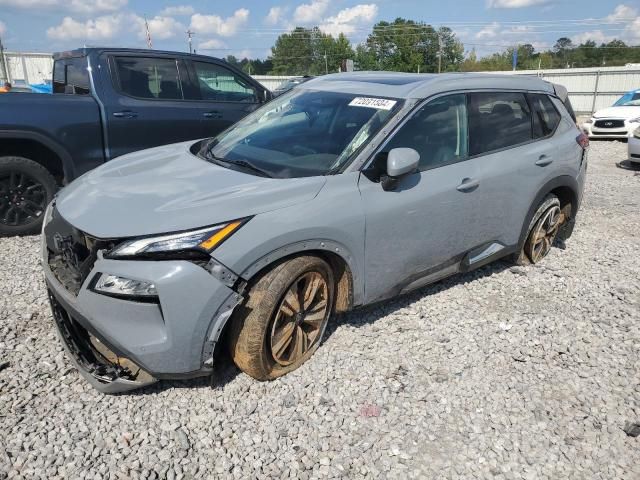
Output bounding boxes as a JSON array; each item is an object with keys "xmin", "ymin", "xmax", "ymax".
[
  {"xmin": 228, "ymin": 256, "xmax": 335, "ymax": 380},
  {"xmin": 0, "ymin": 156, "xmax": 57, "ymax": 236}
]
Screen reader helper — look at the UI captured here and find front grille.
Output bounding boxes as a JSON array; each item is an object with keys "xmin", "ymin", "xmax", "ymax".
[
  {"xmin": 44, "ymin": 207, "xmax": 115, "ymax": 295},
  {"xmin": 594, "ymin": 119, "xmax": 625, "ymax": 129},
  {"xmin": 592, "ymin": 131, "xmax": 626, "ymax": 136}
]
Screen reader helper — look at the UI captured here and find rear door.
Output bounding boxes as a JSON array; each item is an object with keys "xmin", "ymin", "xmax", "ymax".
[
  {"xmin": 464, "ymin": 91, "xmax": 555, "ymax": 249},
  {"xmin": 102, "ymin": 54, "xmax": 202, "ymax": 159},
  {"xmin": 184, "ymin": 59, "xmax": 264, "ymax": 139}
]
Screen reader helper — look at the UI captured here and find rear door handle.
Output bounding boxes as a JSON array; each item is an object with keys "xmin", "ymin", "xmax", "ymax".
[
  {"xmin": 203, "ymin": 111, "xmax": 223, "ymax": 119},
  {"xmin": 112, "ymin": 111, "xmax": 138, "ymax": 119},
  {"xmin": 535, "ymin": 155, "xmax": 553, "ymax": 167},
  {"xmin": 456, "ymin": 177, "xmax": 479, "ymax": 193}
]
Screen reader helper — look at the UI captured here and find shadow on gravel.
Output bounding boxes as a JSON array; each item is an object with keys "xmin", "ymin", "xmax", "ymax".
[
  {"xmin": 616, "ymin": 159, "xmax": 640, "ymax": 172},
  {"xmin": 325, "ymin": 259, "xmax": 514, "ymax": 336}
]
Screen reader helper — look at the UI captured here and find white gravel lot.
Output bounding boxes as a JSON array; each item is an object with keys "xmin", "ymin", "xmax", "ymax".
[{"xmin": 1, "ymin": 140, "xmax": 639, "ymax": 480}]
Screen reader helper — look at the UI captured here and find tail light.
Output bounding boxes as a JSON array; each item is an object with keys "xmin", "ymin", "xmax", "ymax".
[{"xmin": 576, "ymin": 133, "xmax": 589, "ymax": 149}]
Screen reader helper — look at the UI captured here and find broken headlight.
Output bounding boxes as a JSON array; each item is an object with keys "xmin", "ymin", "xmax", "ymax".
[{"xmin": 107, "ymin": 219, "xmax": 247, "ymax": 259}]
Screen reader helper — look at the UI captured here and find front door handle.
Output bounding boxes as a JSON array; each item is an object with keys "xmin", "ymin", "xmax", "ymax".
[
  {"xmin": 112, "ymin": 111, "xmax": 138, "ymax": 119},
  {"xmin": 456, "ymin": 177, "xmax": 480, "ymax": 193},
  {"xmin": 203, "ymin": 111, "xmax": 223, "ymax": 119},
  {"xmin": 535, "ymin": 155, "xmax": 553, "ymax": 167}
]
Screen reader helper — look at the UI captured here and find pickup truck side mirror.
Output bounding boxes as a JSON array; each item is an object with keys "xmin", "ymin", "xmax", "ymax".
[{"xmin": 381, "ymin": 148, "xmax": 420, "ymax": 191}]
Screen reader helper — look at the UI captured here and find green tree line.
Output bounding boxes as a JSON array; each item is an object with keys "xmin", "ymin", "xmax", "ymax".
[{"xmin": 225, "ymin": 18, "xmax": 640, "ymax": 75}]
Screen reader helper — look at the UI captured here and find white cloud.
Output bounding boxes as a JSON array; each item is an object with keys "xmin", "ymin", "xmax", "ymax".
[
  {"xmin": 487, "ymin": 0, "xmax": 549, "ymax": 8},
  {"xmin": 160, "ymin": 5, "xmax": 194, "ymax": 16},
  {"xmin": 46, "ymin": 14, "xmax": 124, "ymax": 40},
  {"xmin": 293, "ymin": 0, "xmax": 329, "ymax": 24},
  {"xmin": 190, "ymin": 8, "xmax": 249, "ymax": 37},
  {"xmin": 265, "ymin": 6, "xmax": 285, "ymax": 25},
  {"xmin": 475, "ymin": 22, "xmax": 500, "ymax": 39},
  {"xmin": 0, "ymin": 0, "xmax": 127, "ymax": 14},
  {"xmin": 136, "ymin": 15, "xmax": 184, "ymax": 41},
  {"xmin": 571, "ymin": 4, "xmax": 640, "ymax": 45},
  {"xmin": 319, "ymin": 4, "xmax": 378, "ymax": 36},
  {"xmin": 198, "ymin": 38, "xmax": 227, "ymax": 50}
]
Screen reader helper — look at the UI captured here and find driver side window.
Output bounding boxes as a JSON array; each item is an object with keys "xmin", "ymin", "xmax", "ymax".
[{"xmin": 385, "ymin": 94, "xmax": 468, "ymax": 171}]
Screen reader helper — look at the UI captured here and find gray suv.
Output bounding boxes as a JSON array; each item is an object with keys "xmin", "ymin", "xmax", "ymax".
[{"xmin": 42, "ymin": 72, "xmax": 588, "ymax": 393}]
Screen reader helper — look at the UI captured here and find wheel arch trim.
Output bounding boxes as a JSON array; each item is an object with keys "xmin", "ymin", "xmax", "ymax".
[
  {"xmin": 239, "ymin": 238, "xmax": 363, "ymax": 308},
  {"xmin": 0, "ymin": 130, "xmax": 75, "ymax": 182}
]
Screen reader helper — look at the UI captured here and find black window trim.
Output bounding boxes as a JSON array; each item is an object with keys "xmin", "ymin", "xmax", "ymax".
[
  {"xmin": 186, "ymin": 59, "xmax": 261, "ymax": 104},
  {"xmin": 362, "ymin": 88, "xmax": 563, "ymax": 174},
  {"xmin": 110, "ymin": 54, "xmax": 188, "ymax": 102}
]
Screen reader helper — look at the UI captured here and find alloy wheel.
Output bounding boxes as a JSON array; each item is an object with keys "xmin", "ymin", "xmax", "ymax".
[
  {"xmin": 270, "ymin": 271, "xmax": 330, "ymax": 366},
  {"xmin": 528, "ymin": 205, "xmax": 562, "ymax": 263},
  {"xmin": 0, "ymin": 171, "xmax": 47, "ymax": 227}
]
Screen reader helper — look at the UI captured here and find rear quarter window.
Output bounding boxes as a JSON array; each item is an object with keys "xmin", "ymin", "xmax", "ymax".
[{"xmin": 529, "ymin": 94, "xmax": 561, "ymax": 138}]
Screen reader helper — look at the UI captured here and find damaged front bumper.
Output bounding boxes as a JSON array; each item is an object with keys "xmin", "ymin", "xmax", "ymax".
[{"xmin": 43, "ymin": 243, "xmax": 242, "ymax": 394}]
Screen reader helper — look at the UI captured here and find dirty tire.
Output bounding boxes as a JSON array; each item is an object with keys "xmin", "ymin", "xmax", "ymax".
[
  {"xmin": 228, "ymin": 256, "xmax": 335, "ymax": 381},
  {"xmin": 0, "ymin": 156, "xmax": 57, "ymax": 237},
  {"xmin": 514, "ymin": 194, "xmax": 562, "ymax": 265}
]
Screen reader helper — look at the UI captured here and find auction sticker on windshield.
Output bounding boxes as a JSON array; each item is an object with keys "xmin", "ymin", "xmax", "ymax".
[{"xmin": 349, "ymin": 97, "xmax": 397, "ymax": 110}]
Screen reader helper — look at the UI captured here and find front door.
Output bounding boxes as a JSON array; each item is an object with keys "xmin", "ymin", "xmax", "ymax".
[{"xmin": 358, "ymin": 93, "xmax": 483, "ymax": 303}]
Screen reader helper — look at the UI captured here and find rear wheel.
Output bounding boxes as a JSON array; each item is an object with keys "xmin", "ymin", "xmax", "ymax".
[
  {"xmin": 228, "ymin": 256, "xmax": 335, "ymax": 380},
  {"xmin": 515, "ymin": 195, "xmax": 563, "ymax": 265},
  {"xmin": 0, "ymin": 156, "xmax": 57, "ymax": 236}
]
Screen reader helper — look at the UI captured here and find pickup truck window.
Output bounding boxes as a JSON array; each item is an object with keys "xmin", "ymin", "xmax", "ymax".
[
  {"xmin": 53, "ymin": 58, "xmax": 90, "ymax": 95},
  {"xmin": 193, "ymin": 61, "xmax": 257, "ymax": 103},
  {"xmin": 115, "ymin": 57, "xmax": 184, "ymax": 100}
]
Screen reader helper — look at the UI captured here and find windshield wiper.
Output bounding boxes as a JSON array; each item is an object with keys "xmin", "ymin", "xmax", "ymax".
[{"xmin": 209, "ymin": 155, "xmax": 273, "ymax": 178}]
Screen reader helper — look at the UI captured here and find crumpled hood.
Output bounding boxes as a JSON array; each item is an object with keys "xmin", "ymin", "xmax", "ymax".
[
  {"xmin": 593, "ymin": 106, "xmax": 640, "ymax": 119},
  {"xmin": 56, "ymin": 141, "xmax": 326, "ymax": 238}
]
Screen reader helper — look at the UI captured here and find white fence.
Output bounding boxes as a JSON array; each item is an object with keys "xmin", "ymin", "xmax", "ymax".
[
  {"xmin": 2, "ymin": 50, "xmax": 638, "ymax": 115},
  {"xmin": 1, "ymin": 51, "xmax": 53, "ymax": 84}
]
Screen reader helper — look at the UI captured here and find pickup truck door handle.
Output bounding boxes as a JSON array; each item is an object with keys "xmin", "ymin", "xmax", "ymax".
[
  {"xmin": 203, "ymin": 111, "xmax": 223, "ymax": 119},
  {"xmin": 112, "ymin": 111, "xmax": 138, "ymax": 119},
  {"xmin": 535, "ymin": 154, "xmax": 553, "ymax": 167},
  {"xmin": 456, "ymin": 177, "xmax": 480, "ymax": 193}
]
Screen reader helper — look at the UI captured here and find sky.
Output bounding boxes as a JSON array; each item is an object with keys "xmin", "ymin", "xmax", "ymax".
[{"xmin": 0, "ymin": 0, "xmax": 638, "ymax": 59}]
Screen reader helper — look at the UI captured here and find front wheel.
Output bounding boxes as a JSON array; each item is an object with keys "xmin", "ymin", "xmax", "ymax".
[
  {"xmin": 0, "ymin": 156, "xmax": 57, "ymax": 236},
  {"xmin": 228, "ymin": 256, "xmax": 335, "ymax": 380}
]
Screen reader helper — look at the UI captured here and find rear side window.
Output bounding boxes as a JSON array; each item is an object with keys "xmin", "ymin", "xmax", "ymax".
[
  {"xmin": 192, "ymin": 61, "xmax": 258, "ymax": 102},
  {"xmin": 529, "ymin": 94, "xmax": 561, "ymax": 138},
  {"xmin": 468, "ymin": 92, "xmax": 532, "ymax": 156},
  {"xmin": 385, "ymin": 94, "xmax": 468, "ymax": 171},
  {"xmin": 52, "ymin": 58, "xmax": 90, "ymax": 95},
  {"xmin": 115, "ymin": 57, "xmax": 183, "ymax": 100}
]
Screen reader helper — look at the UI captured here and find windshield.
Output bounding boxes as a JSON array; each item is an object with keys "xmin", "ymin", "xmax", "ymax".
[
  {"xmin": 613, "ymin": 92, "xmax": 640, "ymax": 106},
  {"xmin": 201, "ymin": 89, "xmax": 403, "ymax": 178}
]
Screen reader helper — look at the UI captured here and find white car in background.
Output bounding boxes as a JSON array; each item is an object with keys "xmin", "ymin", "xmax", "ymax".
[
  {"xmin": 583, "ymin": 89, "xmax": 640, "ymax": 139},
  {"xmin": 629, "ymin": 127, "xmax": 640, "ymax": 163}
]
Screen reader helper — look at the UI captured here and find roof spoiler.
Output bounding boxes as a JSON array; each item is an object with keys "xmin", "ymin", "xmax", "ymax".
[{"xmin": 552, "ymin": 83, "xmax": 569, "ymax": 102}]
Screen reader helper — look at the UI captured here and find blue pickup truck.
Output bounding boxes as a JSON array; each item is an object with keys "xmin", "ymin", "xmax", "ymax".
[{"xmin": 0, "ymin": 48, "xmax": 270, "ymax": 235}]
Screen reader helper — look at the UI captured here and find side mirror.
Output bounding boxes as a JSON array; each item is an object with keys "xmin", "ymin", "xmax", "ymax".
[{"xmin": 382, "ymin": 148, "xmax": 420, "ymax": 191}]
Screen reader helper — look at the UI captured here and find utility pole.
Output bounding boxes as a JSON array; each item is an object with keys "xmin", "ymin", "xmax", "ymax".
[
  {"xmin": 186, "ymin": 29, "xmax": 195, "ymax": 54},
  {"xmin": 437, "ymin": 33, "xmax": 442, "ymax": 74}
]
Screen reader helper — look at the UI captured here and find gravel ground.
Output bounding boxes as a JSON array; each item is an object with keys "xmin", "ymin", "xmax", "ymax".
[{"xmin": 1, "ymin": 140, "xmax": 639, "ymax": 479}]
